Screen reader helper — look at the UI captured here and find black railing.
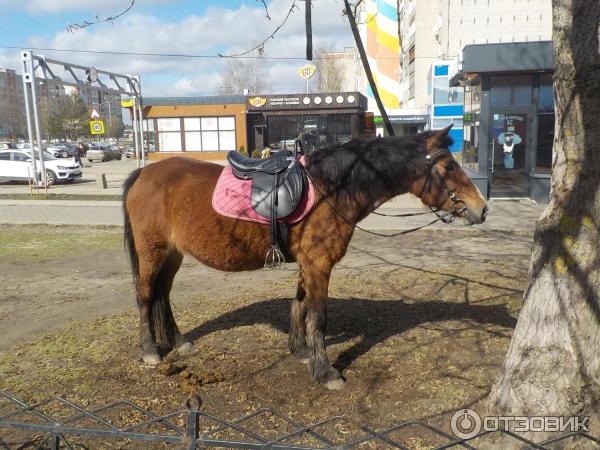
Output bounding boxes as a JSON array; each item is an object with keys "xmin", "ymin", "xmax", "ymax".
[{"xmin": 1, "ymin": 390, "xmax": 598, "ymax": 449}]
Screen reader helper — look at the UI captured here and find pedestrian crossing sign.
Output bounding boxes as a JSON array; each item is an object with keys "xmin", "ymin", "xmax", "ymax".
[{"xmin": 90, "ymin": 119, "xmax": 105, "ymax": 135}]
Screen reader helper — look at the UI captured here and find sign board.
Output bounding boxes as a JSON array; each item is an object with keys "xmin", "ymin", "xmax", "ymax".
[
  {"xmin": 121, "ymin": 98, "xmax": 134, "ymax": 108},
  {"xmin": 248, "ymin": 96, "xmax": 267, "ymax": 108},
  {"xmin": 90, "ymin": 108, "xmax": 100, "ymax": 119},
  {"xmin": 89, "ymin": 119, "xmax": 105, "ymax": 135},
  {"xmin": 247, "ymin": 92, "xmax": 366, "ymax": 111},
  {"xmin": 297, "ymin": 64, "xmax": 316, "ymax": 80},
  {"xmin": 463, "ymin": 113, "xmax": 473, "ymax": 121},
  {"xmin": 87, "ymin": 67, "xmax": 98, "ymax": 83}
]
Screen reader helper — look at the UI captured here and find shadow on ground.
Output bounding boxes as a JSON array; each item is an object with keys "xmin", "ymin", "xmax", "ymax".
[{"xmin": 185, "ymin": 296, "xmax": 517, "ymax": 371}]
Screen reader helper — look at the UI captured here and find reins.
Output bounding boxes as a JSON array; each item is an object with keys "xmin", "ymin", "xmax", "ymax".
[{"xmin": 301, "ymin": 149, "xmax": 466, "ymax": 238}]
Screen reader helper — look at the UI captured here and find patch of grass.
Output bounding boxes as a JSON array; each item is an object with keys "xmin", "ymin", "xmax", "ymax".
[
  {"xmin": 0, "ymin": 193, "xmax": 122, "ymax": 201},
  {"xmin": 0, "ymin": 224, "xmax": 122, "ymax": 261}
]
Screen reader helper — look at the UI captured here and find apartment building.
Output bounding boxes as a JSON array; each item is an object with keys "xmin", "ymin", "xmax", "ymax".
[
  {"xmin": 361, "ymin": 0, "xmax": 551, "ymax": 136},
  {"xmin": 0, "ymin": 67, "xmax": 124, "ymax": 141}
]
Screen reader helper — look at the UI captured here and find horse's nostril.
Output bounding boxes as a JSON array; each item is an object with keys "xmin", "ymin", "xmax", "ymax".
[{"xmin": 481, "ymin": 205, "xmax": 489, "ymax": 222}]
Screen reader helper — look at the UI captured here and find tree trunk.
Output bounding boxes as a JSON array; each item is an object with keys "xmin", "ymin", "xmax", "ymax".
[{"xmin": 488, "ymin": 0, "xmax": 600, "ymax": 417}]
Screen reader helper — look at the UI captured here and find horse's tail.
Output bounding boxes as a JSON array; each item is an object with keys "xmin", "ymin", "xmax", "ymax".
[{"xmin": 123, "ymin": 168, "xmax": 144, "ymax": 286}]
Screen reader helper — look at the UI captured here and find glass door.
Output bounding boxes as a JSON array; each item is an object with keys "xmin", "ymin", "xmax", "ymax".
[{"xmin": 489, "ymin": 111, "xmax": 530, "ymax": 197}]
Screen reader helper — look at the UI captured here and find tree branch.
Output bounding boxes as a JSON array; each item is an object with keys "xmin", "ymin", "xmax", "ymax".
[{"xmin": 66, "ymin": 0, "xmax": 136, "ymax": 34}]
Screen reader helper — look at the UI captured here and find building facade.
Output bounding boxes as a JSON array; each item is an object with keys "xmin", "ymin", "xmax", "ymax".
[
  {"xmin": 452, "ymin": 41, "xmax": 555, "ymax": 201},
  {"xmin": 0, "ymin": 68, "xmax": 26, "ymax": 140},
  {"xmin": 141, "ymin": 92, "xmax": 371, "ymax": 160},
  {"xmin": 0, "ymin": 67, "xmax": 124, "ymax": 141},
  {"xmin": 360, "ymin": 0, "xmax": 552, "ymax": 138},
  {"xmin": 142, "ymin": 96, "xmax": 248, "ymax": 161}
]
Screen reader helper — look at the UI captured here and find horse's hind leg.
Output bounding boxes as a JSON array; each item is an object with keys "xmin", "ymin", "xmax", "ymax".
[
  {"xmin": 289, "ymin": 268, "xmax": 310, "ymax": 362},
  {"xmin": 136, "ymin": 250, "xmax": 166, "ymax": 366},
  {"xmin": 304, "ymin": 265, "xmax": 345, "ymax": 390},
  {"xmin": 153, "ymin": 250, "xmax": 192, "ymax": 353}
]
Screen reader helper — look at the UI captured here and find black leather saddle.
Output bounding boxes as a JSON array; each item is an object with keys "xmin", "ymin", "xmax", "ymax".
[
  {"xmin": 228, "ymin": 150, "xmax": 305, "ymax": 219},
  {"xmin": 228, "ymin": 150, "xmax": 306, "ymax": 267}
]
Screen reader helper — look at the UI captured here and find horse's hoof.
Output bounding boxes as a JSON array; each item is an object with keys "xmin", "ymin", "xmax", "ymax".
[
  {"xmin": 323, "ymin": 378, "xmax": 346, "ymax": 390},
  {"xmin": 177, "ymin": 341, "xmax": 194, "ymax": 354},
  {"xmin": 142, "ymin": 353, "xmax": 162, "ymax": 366}
]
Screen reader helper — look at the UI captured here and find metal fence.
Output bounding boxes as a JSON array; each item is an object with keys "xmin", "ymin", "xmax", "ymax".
[{"xmin": 1, "ymin": 390, "xmax": 599, "ymax": 450}]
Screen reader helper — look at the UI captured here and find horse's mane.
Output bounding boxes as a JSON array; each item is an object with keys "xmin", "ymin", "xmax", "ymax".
[{"xmin": 306, "ymin": 131, "xmax": 453, "ymax": 204}]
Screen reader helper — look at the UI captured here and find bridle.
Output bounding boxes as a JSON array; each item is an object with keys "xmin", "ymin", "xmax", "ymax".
[{"xmin": 419, "ymin": 148, "xmax": 468, "ymax": 224}]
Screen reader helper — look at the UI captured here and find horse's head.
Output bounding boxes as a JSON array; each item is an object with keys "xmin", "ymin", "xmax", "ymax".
[{"xmin": 411, "ymin": 126, "xmax": 488, "ymax": 225}]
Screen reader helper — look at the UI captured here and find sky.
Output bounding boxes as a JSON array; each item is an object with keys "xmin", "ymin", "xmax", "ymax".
[{"xmin": 0, "ymin": 0, "xmax": 355, "ymax": 97}]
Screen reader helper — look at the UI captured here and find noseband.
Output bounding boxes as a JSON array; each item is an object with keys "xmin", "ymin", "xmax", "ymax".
[{"xmin": 420, "ymin": 149, "xmax": 467, "ymax": 223}]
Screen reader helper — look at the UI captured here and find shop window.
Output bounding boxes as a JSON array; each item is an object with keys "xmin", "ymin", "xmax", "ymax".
[
  {"xmin": 432, "ymin": 118, "xmax": 463, "ymax": 128},
  {"xmin": 536, "ymin": 113, "xmax": 554, "ymax": 173},
  {"xmin": 182, "ymin": 115, "xmax": 236, "ymax": 151},
  {"xmin": 157, "ymin": 118, "xmax": 181, "ymax": 152},
  {"xmin": 539, "ymin": 73, "xmax": 554, "ymax": 112},
  {"xmin": 490, "ymin": 75, "xmax": 533, "ymax": 106},
  {"xmin": 159, "ymin": 132, "xmax": 181, "ymax": 152},
  {"xmin": 433, "ymin": 77, "xmax": 450, "ymax": 104},
  {"xmin": 462, "ymin": 124, "xmax": 479, "ymax": 172},
  {"xmin": 157, "ymin": 118, "xmax": 180, "ymax": 132}
]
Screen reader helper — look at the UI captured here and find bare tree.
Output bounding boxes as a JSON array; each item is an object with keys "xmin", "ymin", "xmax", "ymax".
[
  {"xmin": 219, "ymin": 58, "xmax": 269, "ymax": 95},
  {"xmin": 488, "ymin": 0, "xmax": 600, "ymax": 421},
  {"xmin": 314, "ymin": 47, "xmax": 346, "ymax": 92}
]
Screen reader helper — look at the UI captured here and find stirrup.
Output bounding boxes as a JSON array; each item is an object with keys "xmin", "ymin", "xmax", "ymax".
[{"xmin": 264, "ymin": 245, "xmax": 285, "ymax": 269}]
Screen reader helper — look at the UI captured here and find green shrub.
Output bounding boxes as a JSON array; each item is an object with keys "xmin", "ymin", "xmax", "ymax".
[
  {"xmin": 238, "ymin": 145, "xmax": 248, "ymax": 156},
  {"xmin": 251, "ymin": 149, "xmax": 261, "ymax": 159}
]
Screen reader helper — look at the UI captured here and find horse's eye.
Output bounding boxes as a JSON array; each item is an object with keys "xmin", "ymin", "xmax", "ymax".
[{"xmin": 444, "ymin": 162, "xmax": 454, "ymax": 171}]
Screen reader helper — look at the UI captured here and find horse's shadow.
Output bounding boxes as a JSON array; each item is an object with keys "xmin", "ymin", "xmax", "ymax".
[{"xmin": 184, "ymin": 297, "xmax": 517, "ymax": 371}]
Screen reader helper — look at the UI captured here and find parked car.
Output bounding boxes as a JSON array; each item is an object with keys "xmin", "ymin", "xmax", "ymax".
[
  {"xmin": 46, "ymin": 144, "xmax": 71, "ymax": 158},
  {"xmin": 86, "ymin": 143, "xmax": 117, "ymax": 162},
  {"xmin": 0, "ymin": 149, "xmax": 81, "ymax": 185}
]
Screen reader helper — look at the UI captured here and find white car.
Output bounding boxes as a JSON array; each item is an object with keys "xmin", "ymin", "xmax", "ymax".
[{"xmin": 0, "ymin": 149, "xmax": 82, "ymax": 185}]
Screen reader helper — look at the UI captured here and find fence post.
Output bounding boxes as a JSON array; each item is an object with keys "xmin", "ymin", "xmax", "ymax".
[{"xmin": 184, "ymin": 396, "xmax": 201, "ymax": 450}]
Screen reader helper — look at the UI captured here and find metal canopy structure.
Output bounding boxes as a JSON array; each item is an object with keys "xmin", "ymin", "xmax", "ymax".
[{"xmin": 20, "ymin": 50, "xmax": 147, "ymax": 189}]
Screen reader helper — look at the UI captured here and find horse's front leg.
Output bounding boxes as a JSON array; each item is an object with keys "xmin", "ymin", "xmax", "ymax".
[
  {"xmin": 289, "ymin": 269, "xmax": 310, "ymax": 362},
  {"xmin": 304, "ymin": 266, "xmax": 345, "ymax": 390}
]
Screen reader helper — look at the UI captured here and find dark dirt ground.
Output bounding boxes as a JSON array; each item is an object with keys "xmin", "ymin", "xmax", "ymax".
[{"xmin": 0, "ymin": 224, "xmax": 557, "ymax": 449}]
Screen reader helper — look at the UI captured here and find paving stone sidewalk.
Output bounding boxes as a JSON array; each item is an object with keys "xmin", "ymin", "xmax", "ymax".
[{"xmin": 0, "ymin": 197, "xmax": 545, "ymax": 232}]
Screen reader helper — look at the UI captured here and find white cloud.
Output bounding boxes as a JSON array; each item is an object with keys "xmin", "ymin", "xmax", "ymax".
[
  {"xmin": 2, "ymin": 0, "xmax": 175, "ymax": 14},
  {"xmin": 9, "ymin": 0, "xmax": 357, "ymax": 97}
]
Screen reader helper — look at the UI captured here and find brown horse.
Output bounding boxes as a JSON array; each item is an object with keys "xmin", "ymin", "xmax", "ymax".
[{"xmin": 123, "ymin": 126, "xmax": 487, "ymax": 390}]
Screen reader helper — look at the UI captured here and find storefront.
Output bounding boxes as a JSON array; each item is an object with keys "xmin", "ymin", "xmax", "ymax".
[
  {"xmin": 245, "ymin": 92, "xmax": 371, "ymax": 153},
  {"xmin": 452, "ymin": 41, "xmax": 555, "ymax": 201},
  {"xmin": 142, "ymin": 96, "xmax": 248, "ymax": 161}
]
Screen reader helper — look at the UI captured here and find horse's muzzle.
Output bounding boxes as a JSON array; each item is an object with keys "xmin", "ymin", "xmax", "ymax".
[{"xmin": 462, "ymin": 204, "xmax": 488, "ymax": 225}]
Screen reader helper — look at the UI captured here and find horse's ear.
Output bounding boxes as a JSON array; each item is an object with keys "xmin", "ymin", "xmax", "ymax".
[{"xmin": 425, "ymin": 125, "xmax": 453, "ymax": 151}]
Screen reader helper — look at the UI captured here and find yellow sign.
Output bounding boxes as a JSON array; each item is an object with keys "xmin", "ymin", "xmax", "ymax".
[
  {"xmin": 248, "ymin": 96, "xmax": 267, "ymax": 107},
  {"xmin": 121, "ymin": 98, "xmax": 134, "ymax": 108},
  {"xmin": 298, "ymin": 64, "xmax": 316, "ymax": 80},
  {"xmin": 89, "ymin": 119, "xmax": 105, "ymax": 135}
]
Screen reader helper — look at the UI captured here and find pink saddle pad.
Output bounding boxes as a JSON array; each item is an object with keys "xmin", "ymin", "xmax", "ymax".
[{"xmin": 212, "ymin": 158, "xmax": 315, "ymax": 225}]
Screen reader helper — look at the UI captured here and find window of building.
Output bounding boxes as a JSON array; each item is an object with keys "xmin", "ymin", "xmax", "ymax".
[
  {"xmin": 157, "ymin": 118, "xmax": 181, "ymax": 152},
  {"xmin": 183, "ymin": 115, "xmax": 236, "ymax": 151},
  {"xmin": 433, "ymin": 77, "xmax": 450, "ymax": 104},
  {"xmin": 433, "ymin": 118, "xmax": 463, "ymax": 128},
  {"xmin": 490, "ymin": 75, "xmax": 533, "ymax": 106},
  {"xmin": 539, "ymin": 74, "xmax": 554, "ymax": 112},
  {"xmin": 536, "ymin": 113, "xmax": 554, "ymax": 173}
]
